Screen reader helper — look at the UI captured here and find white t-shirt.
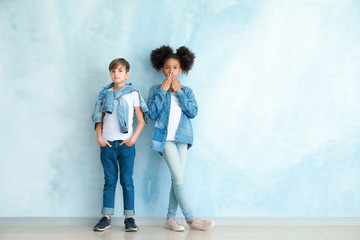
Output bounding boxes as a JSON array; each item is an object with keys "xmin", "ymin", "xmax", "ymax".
[
  {"xmin": 102, "ymin": 91, "xmax": 140, "ymax": 141},
  {"xmin": 166, "ymin": 92, "xmax": 182, "ymax": 141}
]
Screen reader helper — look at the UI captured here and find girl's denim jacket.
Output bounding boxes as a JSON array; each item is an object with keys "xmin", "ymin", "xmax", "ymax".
[{"xmin": 147, "ymin": 84, "xmax": 198, "ymax": 153}]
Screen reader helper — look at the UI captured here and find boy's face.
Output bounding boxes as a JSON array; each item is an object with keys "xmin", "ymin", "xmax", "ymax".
[{"xmin": 110, "ymin": 64, "xmax": 130, "ymax": 85}]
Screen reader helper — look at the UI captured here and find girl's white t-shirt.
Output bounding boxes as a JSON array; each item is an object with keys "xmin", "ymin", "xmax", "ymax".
[
  {"xmin": 102, "ymin": 91, "xmax": 140, "ymax": 141},
  {"xmin": 166, "ymin": 92, "xmax": 182, "ymax": 141}
]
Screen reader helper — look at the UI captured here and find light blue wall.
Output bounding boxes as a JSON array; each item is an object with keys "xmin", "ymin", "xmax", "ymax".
[{"xmin": 0, "ymin": 0, "xmax": 359, "ymax": 217}]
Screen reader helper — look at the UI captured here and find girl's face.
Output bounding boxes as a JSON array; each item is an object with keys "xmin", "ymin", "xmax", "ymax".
[{"xmin": 161, "ymin": 58, "xmax": 182, "ymax": 78}]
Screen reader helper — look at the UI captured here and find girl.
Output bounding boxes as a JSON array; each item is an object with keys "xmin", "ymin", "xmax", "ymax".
[{"xmin": 147, "ymin": 45, "xmax": 215, "ymax": 231}]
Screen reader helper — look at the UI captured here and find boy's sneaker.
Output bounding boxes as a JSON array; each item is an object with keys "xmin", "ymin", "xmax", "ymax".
[
  {"xmin": 187, "ymin": 218, "xmax": 215, "ymax": 231},
  {"xmin": 124, "ymin": 217, "xmax": 138, "ymax": 232},
  {"xmin": 165, "ymin": 218, "xmax": 185, "ymax": 232},
  {"xmin": 93, "ymin": 216, "xmax": 111, "ymax": 231}
]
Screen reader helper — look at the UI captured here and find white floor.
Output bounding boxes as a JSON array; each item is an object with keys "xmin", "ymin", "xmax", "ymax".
[{"xmin": 0, "ymin": 225, "xmax": 359, "ymax": 240}]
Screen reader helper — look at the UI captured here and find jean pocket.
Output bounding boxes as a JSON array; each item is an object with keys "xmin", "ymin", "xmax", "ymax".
[{"xmin": 121, "ymin": 141, "xmax": 135, "ymax": 148}]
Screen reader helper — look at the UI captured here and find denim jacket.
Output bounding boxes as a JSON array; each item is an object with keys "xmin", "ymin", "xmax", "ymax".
[
  {"xmin": 92, "ymin": 83, "xmax": 148, "ymax": 132},
  {"xmin": 147, "ymin": 84, "xmax": 198, "ymax": 153}
]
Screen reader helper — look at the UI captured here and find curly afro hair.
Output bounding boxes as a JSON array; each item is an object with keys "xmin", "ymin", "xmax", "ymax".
[{"xmin": 150, "ymin": 45, "xmax": 195, "ymax": 74}]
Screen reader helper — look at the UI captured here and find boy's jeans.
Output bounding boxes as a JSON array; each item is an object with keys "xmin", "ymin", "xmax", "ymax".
[
  {"xmin": 100, "ymin": 140, "xmax": 135, "ymax": 216},
  {"xmin": 163, "ymin": 141, "xmax": 194, "ymax": 222}
]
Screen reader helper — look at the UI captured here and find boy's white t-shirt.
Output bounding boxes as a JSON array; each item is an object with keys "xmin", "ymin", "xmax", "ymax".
[
  {"xmin": 166, "ymin": 92, "xmax": 182, "ymax": 141},
  {"xmin": 102, "ymin": 91, "xmax": 140, "ymax": 141}
]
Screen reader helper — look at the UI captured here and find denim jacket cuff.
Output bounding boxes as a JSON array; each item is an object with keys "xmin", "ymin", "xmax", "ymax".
[
  {"xmin": 158, "ymin": 88, "xmax": 167, "ymax": 95},
  {"xmin": 175, "ymin": 89, "xmax": 184, "ymax": 96}
]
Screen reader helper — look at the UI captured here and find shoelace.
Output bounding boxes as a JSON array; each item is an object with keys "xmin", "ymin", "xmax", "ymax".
[
  {"xmin": 126, "ymin": 218, "xmax": 135, "ymax": 224},
  {"xmin": 98, "ymin": 217, "xmax": 109, "ymax": 224}
]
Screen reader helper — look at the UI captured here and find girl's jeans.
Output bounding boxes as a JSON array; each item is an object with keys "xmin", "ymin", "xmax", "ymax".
[
  {"xmin": 100, "ymin": 140, "xmax": 135, "ymax": 216},
  {"xmin": 163, "ymin": 141, "xmax": 194, "ymax": 222}
]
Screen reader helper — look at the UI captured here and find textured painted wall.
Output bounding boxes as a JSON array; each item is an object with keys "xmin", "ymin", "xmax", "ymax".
[{"xmin": 0, "ymin": 0, "xmax": 359, "ymax": 217}]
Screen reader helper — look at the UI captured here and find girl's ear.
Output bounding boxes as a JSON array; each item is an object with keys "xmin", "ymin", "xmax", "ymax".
[
  {"xmin": 179, "ymin": 68, "xmax": 183, "ymax": 74},
  {"xmin": 161, "ymin": 67, "xmax": 165, "ymax": 75}
]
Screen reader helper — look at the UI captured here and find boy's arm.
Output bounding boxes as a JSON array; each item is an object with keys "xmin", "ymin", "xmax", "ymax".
[
  {"xmin": 121, "ymin": 107, "xmax": 145, "ymax": 147},
  {"xmin": 96, "ymin": 113, "xmax": 111, "ymax": 147}
]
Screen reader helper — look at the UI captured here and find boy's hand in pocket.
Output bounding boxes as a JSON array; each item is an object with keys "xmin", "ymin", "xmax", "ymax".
[{"xmin": 120, "ymin": 139, "xmax": 135, "ymax": 147}]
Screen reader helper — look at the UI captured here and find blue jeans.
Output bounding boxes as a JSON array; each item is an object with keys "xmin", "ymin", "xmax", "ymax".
[
  {"xmin": 100, "ymin": 140, "xmax": 135, "ymax": 216},
  {"xmin": 163, "ymin": 141, "xmax": 194, "ymax": 222}
]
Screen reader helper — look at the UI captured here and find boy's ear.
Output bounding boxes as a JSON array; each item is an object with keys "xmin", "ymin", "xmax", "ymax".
[{"xmin": 126, "ymin": 71, "xmax": 130, "ymax": 78}]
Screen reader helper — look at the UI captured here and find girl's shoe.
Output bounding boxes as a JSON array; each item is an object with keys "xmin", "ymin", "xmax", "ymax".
[
  {"xmin": 165, "ymin": 218, "xmax": 185, "ymax": 232},
  {"xmin": 187, "ymin": 218, "xmax": 214, "ymax": 231}
]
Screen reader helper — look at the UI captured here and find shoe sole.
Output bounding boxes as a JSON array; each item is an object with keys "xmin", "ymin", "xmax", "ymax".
[
  {"xmin": 94, "ymin": 225, "xmax": 111, "ymax": 231},
  {"xmin": 125, "ymin": 227, "xmax": 138, "ymax": 232},
  {"xmin": 165, "ymin": 226, "xmax": 185, "ymax": 232}
]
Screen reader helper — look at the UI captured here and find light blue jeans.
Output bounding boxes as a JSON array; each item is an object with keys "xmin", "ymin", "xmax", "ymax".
[{"xmin": 163, "ymin": 141, "xmax": 194, "ymax": 222}]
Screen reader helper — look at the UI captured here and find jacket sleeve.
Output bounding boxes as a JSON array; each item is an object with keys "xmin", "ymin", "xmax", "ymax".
[
  {"xmin": 175, "ymin": 88, "xmax": 198, "ymax": 119},
  {"xmin": 147, "ymin": 86, "xmax": 167, "ymax": 120},
  {"xmin": 91, "ymin": 89, "xmax": 105, "ymax": 129}
]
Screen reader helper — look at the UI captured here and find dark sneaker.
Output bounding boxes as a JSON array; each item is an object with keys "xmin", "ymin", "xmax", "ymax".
[
  {"xmin": 93, "ymin": 216, "xmax": 111, "ymax": 231},
  {"xmin": 124, "ymin": 217, "xmax": 138, "ymax": 232}
]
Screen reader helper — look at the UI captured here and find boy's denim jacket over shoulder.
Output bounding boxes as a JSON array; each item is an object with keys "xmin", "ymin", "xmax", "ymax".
[
  {"xmin": 147, "ymin": 84, "xmax": 198, "ymax": 153},
  {"xmin": 92, "ymin": 82, "xmax": 148, "ymax": 131}
]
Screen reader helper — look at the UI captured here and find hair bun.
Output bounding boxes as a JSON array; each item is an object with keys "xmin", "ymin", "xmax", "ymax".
[
  {"xmin": 176, "ymin": 46, "xmax": 195, "ymax": 74},
  {"xmin": 150, "ymin": 45, "xmax": 174, "ymax": 71}
]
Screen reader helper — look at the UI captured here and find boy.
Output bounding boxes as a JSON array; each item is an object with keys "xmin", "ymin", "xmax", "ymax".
[{"xmin": 92, "ymin": 58, "xmax": 148, "ymax": 232}]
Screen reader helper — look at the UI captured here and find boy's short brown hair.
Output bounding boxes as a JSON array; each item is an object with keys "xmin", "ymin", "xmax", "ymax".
[{"xmin": 109, "ymin": 58, "xmax": 130, "ymax": 72}]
